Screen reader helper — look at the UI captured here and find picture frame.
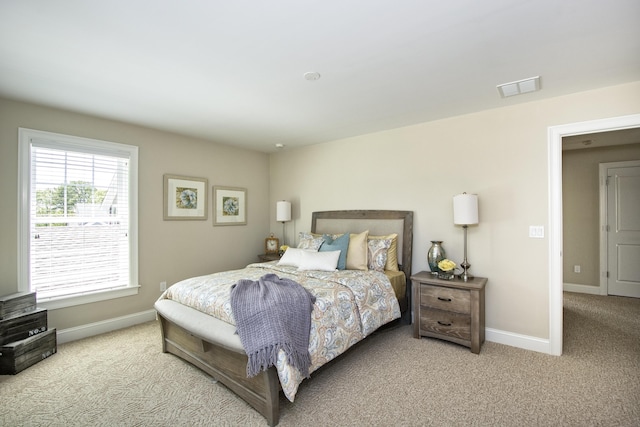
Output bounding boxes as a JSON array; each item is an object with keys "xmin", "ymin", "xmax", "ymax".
[
  {"xmin": 213, "ymin": 186, "xmax": 247, "ymax": 226},
  {"xmin": 265, "ymin": 235, "xmax": 279, "ymax": 254},
  {"xmin": 163, "ymin": 174, "xmax": 208, "ymax": 220}
]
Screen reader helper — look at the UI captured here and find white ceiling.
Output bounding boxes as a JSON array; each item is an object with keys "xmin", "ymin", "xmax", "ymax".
[{"xmin": 1, "ymin": 0, "xmax": 639, "ymax": 153}]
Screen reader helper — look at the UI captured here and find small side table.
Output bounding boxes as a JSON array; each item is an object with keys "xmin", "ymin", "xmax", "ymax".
[
  {"xmin": 411, "ymin": 271, "xmax": 487, "ymax": 354},
  {"xmin": 258, "ymin": 253, "xmax": 281, "ymax": 262}
]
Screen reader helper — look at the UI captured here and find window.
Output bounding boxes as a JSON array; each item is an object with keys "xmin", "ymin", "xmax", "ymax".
[{"xmin": 19, "ymin": 129, "xmax": 138, "ymax": 308}]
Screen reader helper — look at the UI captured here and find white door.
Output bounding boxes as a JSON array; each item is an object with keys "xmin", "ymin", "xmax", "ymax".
[{"xmin": 606, "ymin": 161, "xmax": 640, "ymax": 298}]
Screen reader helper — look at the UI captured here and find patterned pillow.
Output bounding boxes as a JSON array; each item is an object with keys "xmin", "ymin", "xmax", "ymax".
[
  {"xmin": 367, "ymin": 238, "xmax": 392, "ymax": 271},
  {"xmin": 297, "ymin": 232, "xmax": 324, "ymax": 250},
  {"xmin": 369, "ymin": 233, "xmax": 399, "ymax": 271}
]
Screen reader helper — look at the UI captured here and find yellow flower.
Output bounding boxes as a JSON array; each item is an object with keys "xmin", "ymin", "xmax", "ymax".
[
  {"xmin": 438, "ymin": 259, "xmax": 456, "ymax": 272},
  {"xmin": 279, "ymin": 245, "xmax": 289, "ymax": 252}
]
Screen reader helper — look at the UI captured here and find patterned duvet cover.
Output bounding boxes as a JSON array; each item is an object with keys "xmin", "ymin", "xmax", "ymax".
[{"xmin": 158, "ymin": 261, "xmax": 400, "ymax": 401}]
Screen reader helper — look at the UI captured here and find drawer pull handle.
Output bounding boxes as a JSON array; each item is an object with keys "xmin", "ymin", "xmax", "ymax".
[
  {"xmin": 437, "ymin": 321, "xmax": 452, "ymax": 326},
  {"xmin": 437, "ymin": 297, "xmax": 452, "ymax": 302}
]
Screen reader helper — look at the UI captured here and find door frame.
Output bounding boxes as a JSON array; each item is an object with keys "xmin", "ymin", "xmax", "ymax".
[{"xmin": 548, "ymin": 113, "xmax": 640, "ymax": 356}]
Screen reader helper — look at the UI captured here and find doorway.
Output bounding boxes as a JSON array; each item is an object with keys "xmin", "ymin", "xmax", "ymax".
[
  {"xmin": 548, "ymin": 113, "xmax": 640, "ymax": 356},
  {"xmin": 562, "ymin": 140, "xmax": 640, "ymax": 296}
]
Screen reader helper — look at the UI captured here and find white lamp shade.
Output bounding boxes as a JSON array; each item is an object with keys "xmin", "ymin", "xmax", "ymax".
[
  {"xmin": 276, "ymin": 201, "xmax": 291, "ymax": 222},
  {"xmin": 453, "ymin": 193, "xmax": 478, "ymax": 225}
]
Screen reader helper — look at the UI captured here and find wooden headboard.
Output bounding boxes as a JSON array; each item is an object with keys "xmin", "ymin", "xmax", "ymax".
[{"xmin": 311, "ymin": 209, "xmax": 414, "ymax": 289}]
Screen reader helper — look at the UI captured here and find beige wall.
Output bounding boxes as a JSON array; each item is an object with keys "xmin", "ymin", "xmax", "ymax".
[
  {"xmin": 0, "ymin": 98, "xmax": 269, "ymax": 330},
  {"xmin": 563, "ymin": 143, "xmax": 640, "ymax": 286},
  {"xmin": 2, "ymin": 81, "xmax": 639, "ymax": 341},
  {"xmin": 269, "ymin": 81, "xmax": 640, "ymax": 339}
]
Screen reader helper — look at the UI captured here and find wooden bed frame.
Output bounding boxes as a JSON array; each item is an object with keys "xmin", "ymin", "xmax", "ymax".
[{"xmin": 156, "ymin": 210, "xmax": 413, "ymax": 426}]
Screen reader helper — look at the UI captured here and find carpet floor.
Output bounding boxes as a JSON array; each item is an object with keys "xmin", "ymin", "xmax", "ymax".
[{"xmin": 1, "ymin": 292, "xmax": 638, "ymax": 426}]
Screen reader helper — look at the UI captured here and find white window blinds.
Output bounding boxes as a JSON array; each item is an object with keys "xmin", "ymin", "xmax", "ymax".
[{"xmin": 20, "ymin": 129, "xmax": 138, "ymax": 304}]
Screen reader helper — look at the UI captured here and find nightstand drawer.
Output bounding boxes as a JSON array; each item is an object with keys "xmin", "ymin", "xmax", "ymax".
[
  {"xmin": 420, "ymin": 285, "xmax": 470, "ymax": 314},
  {"xmin": 420, "ymin": 309, "xmax": 471, "ymax": 341}
]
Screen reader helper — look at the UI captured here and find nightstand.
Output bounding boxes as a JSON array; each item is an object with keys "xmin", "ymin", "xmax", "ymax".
[
  {"xmin": 258, "ymin": 253, "xmax": 281, "ymax": 262},
  {"xmin": 411, "ymin": 271, "xmax": 487, "ymax": 354}
]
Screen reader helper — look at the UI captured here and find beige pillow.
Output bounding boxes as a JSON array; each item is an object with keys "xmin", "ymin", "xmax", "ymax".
[
  {"xmin": 369, "ymin": 233, "xmax": 399, "ymax": 271},
  {"xmin": 346, "ymin": 230, "xmax": 369, "ymax": 270}
]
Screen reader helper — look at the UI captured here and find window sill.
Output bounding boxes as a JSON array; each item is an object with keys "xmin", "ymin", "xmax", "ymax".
[{"xmin": 36, "ymin": 286, "xmax": 140, "ymax": 310}]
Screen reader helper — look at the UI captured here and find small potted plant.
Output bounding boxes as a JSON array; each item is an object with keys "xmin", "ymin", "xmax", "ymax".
[{"xmin": 437, "ymin": 259, "xmax": 457, "ymax": 280}]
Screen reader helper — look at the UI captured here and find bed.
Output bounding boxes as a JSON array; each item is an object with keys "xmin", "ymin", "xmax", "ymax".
[{"xmin": 154, "ymin": 210, "xmax": 413, "ymax": 426}]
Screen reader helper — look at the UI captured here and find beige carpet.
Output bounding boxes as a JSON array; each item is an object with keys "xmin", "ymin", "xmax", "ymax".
[{"xmin": 1, "ymin": 292, "xmax": 639, "ymax": 426}]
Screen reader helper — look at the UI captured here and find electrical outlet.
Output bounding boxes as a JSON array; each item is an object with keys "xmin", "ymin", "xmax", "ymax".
[
  {"xmin": 160, "ymin": 281, "xmax": 167, "ymax": 291},
  {"xmin": 574, "ymin": 265, "xmax": 581, "ymax": 273}
]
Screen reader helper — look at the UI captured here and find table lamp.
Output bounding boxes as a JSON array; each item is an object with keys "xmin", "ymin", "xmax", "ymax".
[
  {"xmin": 276, "ymin": 201, "xmax": 291, "ymax": 246},
  {"xmin": 453, "ymin": 193, "xmax": 478, "ymax": 282}
]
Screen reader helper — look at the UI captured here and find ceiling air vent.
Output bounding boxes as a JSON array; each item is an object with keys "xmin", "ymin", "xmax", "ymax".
[{"xmin": 497, "ymin": 76, "xmax": 541, "ymax": 98}]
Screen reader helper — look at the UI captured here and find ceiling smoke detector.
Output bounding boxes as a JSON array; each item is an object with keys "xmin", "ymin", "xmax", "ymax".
[
  {"xmin": 497, "ymin": 76, "xmax": 541, "ymax": 98},
  {"xmin": 303, "ymin": 71, "xmax": 321, "ymax": 81}
]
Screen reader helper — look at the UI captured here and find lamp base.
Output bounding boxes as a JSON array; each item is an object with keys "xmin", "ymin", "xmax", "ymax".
[
  {"xmin": 459, "ymin": 225, "xmax": 473, "ymax": 282},
  {"xmin": 281, "ymin": 221, "xmax": 286, "ymax": 247},
  {"xmin": 459, "ymin": 259, "xmax": 473, "ymax": 282},
  {"xmin": 458, "ymin": 270, "xmax": 474, "ymax": 282}
]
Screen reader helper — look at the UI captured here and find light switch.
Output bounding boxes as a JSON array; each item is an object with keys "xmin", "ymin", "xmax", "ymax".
[{"xmin": 529, "ymin": 226, "xmax": 544, "ymax": 238}]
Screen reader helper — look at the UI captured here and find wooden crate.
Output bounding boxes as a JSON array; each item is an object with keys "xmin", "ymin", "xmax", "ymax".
[
  {"xmin": 0, "ymin": 328, "xmax": 57, "ymax": 375},
  {"xmin": 0, "ymin": 308, "xmax": 48, "ymax": 345},
  {"xmin": 0, "ymin": 292, "xmax": 37, "ymax": 320}
]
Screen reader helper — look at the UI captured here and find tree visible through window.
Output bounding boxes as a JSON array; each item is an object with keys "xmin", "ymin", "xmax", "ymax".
[
  {"xmin": 36, "ymin": 180, "xmax": 107, "ymax": 218},
  {"xmin": 19, "ymin": 129, "xmax": 138, "ymax": 305}
]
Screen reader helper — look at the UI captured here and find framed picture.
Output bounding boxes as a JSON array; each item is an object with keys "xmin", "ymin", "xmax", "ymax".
[
  {"xmin": 213, "ymin": 186, "xmax": 247, "ymax": 226},
  {"xmin": 163, "ymin": 174, "xmax": 208, "ymax": 220},
  {"xmin": 265, "ymin": 235, "xmax": 279, "ymax": 254}
]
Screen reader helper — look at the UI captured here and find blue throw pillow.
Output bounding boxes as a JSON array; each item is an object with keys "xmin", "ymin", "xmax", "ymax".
[{"xmin": 319, "ymin": 233, "xmax": 350, "ymax": 270}]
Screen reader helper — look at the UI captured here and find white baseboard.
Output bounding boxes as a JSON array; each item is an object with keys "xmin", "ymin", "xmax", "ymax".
[
  {"xmin": 56, "ymin": 310, "xmax": 553, "ymax": 355},
  {"xmin": 56, "ymin": 309, "xmax": 157, "ymax": 344},
  {"xmin": 486, "ymin": 328, "xmax": 551, "ymax": 354},
  {"xmin": 563, "ymin": 282, "xmax": 605, "ymax": 295},
  {"xmin": 485, "ymin": 284, "xmax": 606, "ymax": 355}
]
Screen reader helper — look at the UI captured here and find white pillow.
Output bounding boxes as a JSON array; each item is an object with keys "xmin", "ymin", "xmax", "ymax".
[
  {"xmin": 277, "ymin": 248, "xmax": 313, "ymax": 268},
  {"xmin": 297, "ymin": 250, "xmax": 340, "ymax": 271}
]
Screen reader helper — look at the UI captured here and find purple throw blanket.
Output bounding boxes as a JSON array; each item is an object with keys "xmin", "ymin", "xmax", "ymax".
[{"xmin": 230, "ymin": 273, "xmax": 316, "ymax": 378}]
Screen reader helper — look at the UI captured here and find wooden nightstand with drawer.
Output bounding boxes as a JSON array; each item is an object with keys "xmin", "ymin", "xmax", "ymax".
[
  {"xmin": 411, "ymin": 271, "xmax": 487, "ymax": 354},
  {"xmin": 258, "ymin": 253, "xmax": 281, "ymax": 262}
]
